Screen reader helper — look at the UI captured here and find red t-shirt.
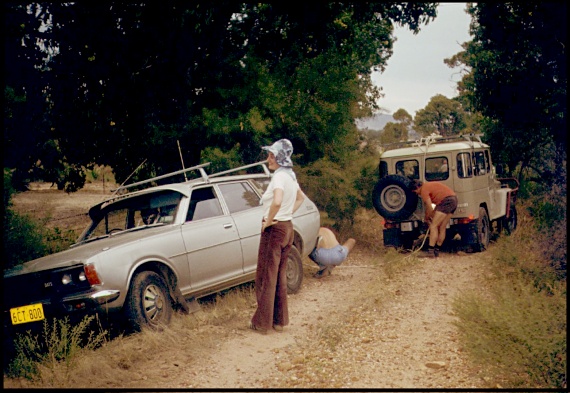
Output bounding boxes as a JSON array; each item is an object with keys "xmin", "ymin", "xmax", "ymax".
[{"xmin": 419, "ymin": 182, "xmax": 456, "ymax": 205}]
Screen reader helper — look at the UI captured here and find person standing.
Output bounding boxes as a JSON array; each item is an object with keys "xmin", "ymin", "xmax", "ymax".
[
  {"xmin": 250, "ymin": 139, "xmax": 306, "ymax": 334},
  {"xmin": 411, "ymin": 180, "xmax": 457, "ymax": 258},
  {"xmin": 309, "ymin": 227, "xmax": 356, "ymax": 278}
]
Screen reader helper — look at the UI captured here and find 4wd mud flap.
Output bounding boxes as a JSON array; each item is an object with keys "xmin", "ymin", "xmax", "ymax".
[
  {"xmin": 383, "ymin": 227, "xmax": 420, "ymax": 248},
  {"xmin": 453, "ymin": 221, "xmax": 479, "ymax": 245}
]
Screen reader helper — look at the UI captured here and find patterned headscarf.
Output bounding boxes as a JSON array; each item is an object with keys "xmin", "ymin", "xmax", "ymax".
[{"xmin": 262, "ymin": 139, "xmax": 294, "ymax": 167}]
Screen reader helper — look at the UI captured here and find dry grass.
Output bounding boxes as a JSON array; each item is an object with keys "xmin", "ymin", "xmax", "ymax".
[{"xmin": 452, "ymin": 205, "xmax": 567, "ymax": 388}]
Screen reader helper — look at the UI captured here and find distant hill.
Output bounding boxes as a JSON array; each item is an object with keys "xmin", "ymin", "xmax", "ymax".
[
  {"xmin": 356, "ymin": 112, "xmax": 421, "ymax": 141},
  {"xmin": 355, "ymin": 113, "xmax": 394, "ymax": 131}
]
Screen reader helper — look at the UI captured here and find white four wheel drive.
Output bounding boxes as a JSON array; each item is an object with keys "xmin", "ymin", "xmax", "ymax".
[{"xmin": 372, "ymin": 134, "xmax": 519, "ymax": 252}]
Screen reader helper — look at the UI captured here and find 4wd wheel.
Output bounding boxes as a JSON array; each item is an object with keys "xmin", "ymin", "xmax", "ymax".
[
  {"xmin": 286, "ymin": 246, "xmax": 303, "ymax": 294},
  {"xmin": 372, "ymin": 175, "xmax": 418, "ymax": 220},
  {"xmin": 474, "ymin": 207, "xmax": 490, "ymax": 252},
  {"xmin": 125, "ymin": 271, "xmax": 173, "ymax": 331},
  {"xmin": 503, "ymin": 205, "xmax": 517, "ymax": 235}
]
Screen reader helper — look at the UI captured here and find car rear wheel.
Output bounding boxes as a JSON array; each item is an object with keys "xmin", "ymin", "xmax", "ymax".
[
  {"xmin": 474, "ymin": 207, "xmax": 490, "ymax": 252},
  {"xmin": 125, "ymin": 271, "xmax": 173, "ymax": 331},
  {"xmin": 503, "ymin": 205, "xmax": 517, "ymax": 235},
  {"xmin": 372, "ymin": 175, "xmax": 418, "ymax": 220},
  {"xmin": 286, "ymin": 246, "xmax": 303, "ymax": 294}
]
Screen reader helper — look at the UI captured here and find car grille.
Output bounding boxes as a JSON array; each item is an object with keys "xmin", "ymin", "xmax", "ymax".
[{"xmin": 3, "ymin": 265, "xmax": 92, "ymax": 309}]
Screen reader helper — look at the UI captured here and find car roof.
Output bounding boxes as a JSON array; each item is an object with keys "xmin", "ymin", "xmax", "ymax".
[
  {"xmin": 380, "ymin": 141, "xmax": 490, "ymax": 159},
  {"xmin": 91, "ymin": 161, "xmax": 271, "ymax": 212}
]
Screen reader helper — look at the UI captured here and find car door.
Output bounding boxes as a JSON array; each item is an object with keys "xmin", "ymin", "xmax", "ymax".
[
  {"xmin": 217, "ymin": 181, "xmax": 264, "ymax": 275},
  {"xmin": 180, "ymin": 186, "xmax": 243, "ymax": 291}
]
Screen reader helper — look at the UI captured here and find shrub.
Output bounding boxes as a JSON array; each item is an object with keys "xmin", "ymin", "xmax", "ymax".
[
  {"xmin": 5, "ymin": 315, "xmax": 108, "ymax": 382},
  {"xmin": 452, "ymin": 206, "xmax": 567, "ymax": 388}
]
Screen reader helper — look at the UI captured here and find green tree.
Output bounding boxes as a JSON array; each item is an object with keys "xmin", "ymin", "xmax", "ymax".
[
  {"xmin": 447, "ymin": 2, "xmax": 566, "ymax": 182},
  {"xmin": 413, "ymin": 94, "xmax": 466, "ymax": 137},
  {"xmin": 380, "ymin": 122, "xmax": 408, "ymax": 144},
  {"xmin": 4, "ymin": 2, "xmax": 438, "ymax": 190}
]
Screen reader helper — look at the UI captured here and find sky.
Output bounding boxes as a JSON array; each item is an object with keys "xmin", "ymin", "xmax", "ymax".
[{"xmin": 372, "ymin": 3, "xmax": 472, "ymax": 116}]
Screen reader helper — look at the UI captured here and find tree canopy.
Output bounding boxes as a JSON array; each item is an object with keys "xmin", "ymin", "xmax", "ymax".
[
  {"xmin": 4, "ymin": 2, "xmax": 438, "ymax": 191},
  {"xmin": 446, "ymin": 2, "xmax": 566, "ymax": 181}
]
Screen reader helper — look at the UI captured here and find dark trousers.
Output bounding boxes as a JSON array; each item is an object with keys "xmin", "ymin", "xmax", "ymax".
[{"xmin": 251, "ymin": 220, "xmax": 293, "ymax": 330}]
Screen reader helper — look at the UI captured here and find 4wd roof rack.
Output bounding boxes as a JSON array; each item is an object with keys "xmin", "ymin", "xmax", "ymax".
[
  {"xmin": 111, "ymin": 160, "xmax": 270, "ymax": 194},
  {"xmin": 381, "ymin": 133, "xmax": 485, "ymax": 152}
]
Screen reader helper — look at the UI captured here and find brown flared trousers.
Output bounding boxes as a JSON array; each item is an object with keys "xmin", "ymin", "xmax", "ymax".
[{"xmin": 251, "ymin": 220, "xmax": 293, "ymax": 330}]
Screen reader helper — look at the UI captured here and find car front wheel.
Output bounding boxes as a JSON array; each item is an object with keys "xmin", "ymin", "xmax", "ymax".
[
  {"xmin": 125, "ymin": 271, "xmax": 173, "ymax": 331},
  {"xmin": 286, "ymin": 246, "xmax": 303, "ymax": 294}
]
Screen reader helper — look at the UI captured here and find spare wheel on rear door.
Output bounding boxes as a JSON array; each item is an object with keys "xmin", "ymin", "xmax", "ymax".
[{"xmin": 372, "ymin": 175, "xmax": 418, "ymax": 220}]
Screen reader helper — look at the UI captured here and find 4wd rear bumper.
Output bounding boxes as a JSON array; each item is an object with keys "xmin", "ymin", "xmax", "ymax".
[{"xmin": 383, "ymin": 219, "xmax": 480, "ymax": 248}]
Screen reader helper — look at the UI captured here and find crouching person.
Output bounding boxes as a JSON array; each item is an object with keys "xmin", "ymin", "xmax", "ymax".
[{"xmin": 309, "ymin": 227, "xmax": 356, "ymax": 278}]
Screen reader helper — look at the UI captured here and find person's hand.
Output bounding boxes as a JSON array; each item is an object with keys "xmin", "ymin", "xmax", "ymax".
[{"xmin": 262, "ymin": 218, "xmax": 277, "ymax": 231}]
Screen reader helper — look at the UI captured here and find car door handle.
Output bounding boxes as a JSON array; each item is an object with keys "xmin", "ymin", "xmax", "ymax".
[{"xmin": 223, "ymin": 223, "xmax": 233, "ymax": 229}]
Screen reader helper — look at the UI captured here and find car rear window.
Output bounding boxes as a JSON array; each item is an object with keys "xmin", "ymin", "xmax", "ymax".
[{"xmin": 218, "ymin": 182, "xmax": 261, "ymax": 213}]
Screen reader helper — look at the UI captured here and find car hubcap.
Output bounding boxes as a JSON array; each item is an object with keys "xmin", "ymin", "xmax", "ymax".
[
  {"xmin": 381, "ymin": 186, "xmax": 406, "ymax": 212},
  {"xmin": 143, "ymin": 284, "xmax": 164, "ymax": 321}
]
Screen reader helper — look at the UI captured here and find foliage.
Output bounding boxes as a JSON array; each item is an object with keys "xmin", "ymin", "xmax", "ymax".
[
  {"xmin": 3, "ymin": 170, "xmax": 81, "ymax": 269},
  {"xmin": 297, "ymin": 146, "xmax": 378, "ymax": 231},
  {"xmin": 4, "ymin": 2, "xmax": 438, "ymax": 191},
  {"xmin": 413, "ymin": 94, "xmax": 466, "ymax": 136},
  {"xmin": 452, "ymin": 209, "xmax": 566, "ymax": 388},
  {"xmin": 3, "ymin": 170, "xmax": 47, "ymax": 269},
  {"xmin": 379, "ymin": 122, "xmax": 408, "ymax": 144},
  {"xmin": 5, "ymin": 315, "xmax": 108, "ymax": 381},
  {"xmin": 449, "ymin": 2, "xmax": 567, "ymax": 180}
]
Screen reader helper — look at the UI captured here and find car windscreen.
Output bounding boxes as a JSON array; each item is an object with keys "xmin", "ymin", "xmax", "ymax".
[{"xmin": 80, "ymin": 190, "xmax": 183, "ymax": 241}]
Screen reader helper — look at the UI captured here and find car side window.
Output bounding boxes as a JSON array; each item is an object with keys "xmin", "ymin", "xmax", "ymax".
[
  {"xmin": 473, "ymin": 151, "xmax": 487, "ymax": 176},
  {"xmin": 395, "ymin": 160, "xmax": 419, "ymax": 179},
  {"xmin": 218, "ymin": 182, "xmax": 261, "ymax": 214},
  {"xmin": 186, "ymin": 187, "xmax": 223, "ymax": 221},
  {"xmin": 457, "ymin": 153, "xmax": 473, "ymax": 178},
  {"xmin": 425, "ymin": 157, "xmax": 449, "ymax": 181}
]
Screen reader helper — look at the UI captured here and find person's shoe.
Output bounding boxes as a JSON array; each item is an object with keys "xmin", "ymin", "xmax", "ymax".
[
  {"xmin": 418, "ymin": 248, "xmax": 436, "ymax": 258},
  {"xmin": 433, "ymin": 247, "xmax": 440, "ymax": 258},
  {"xmin": 273, "ymin": 325, "xmax": 284, "ymax": 332},
  {"xmin": 249, "ymin": 322, "xmax": 267, "ymax": 334},
  {"xmin": 313, "ymin": 266, "xmax": 332, "ymax": 278}
]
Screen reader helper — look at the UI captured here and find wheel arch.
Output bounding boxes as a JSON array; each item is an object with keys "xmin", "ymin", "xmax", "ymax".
[{"xmin": 128, "ymin": 260, "xmax": 180, "ymax": 307}]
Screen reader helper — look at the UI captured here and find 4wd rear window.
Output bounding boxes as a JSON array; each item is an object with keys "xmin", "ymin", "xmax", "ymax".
[
  {"xmin": 425, "ymin": 157, "xmax": 449, "ymax": 181},
  {"xmin": 395, "ymin": 160, "xmax": 419, "ymax": 179}
]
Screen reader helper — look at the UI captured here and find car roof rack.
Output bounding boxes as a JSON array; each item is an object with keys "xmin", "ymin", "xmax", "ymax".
[
  {"xmin": 111, "ymin": 160, "xmax": 270, "ymax": 194},
  {"xmin": 381, "ymin": 133, "xmax": 485, "ymax": 152}
]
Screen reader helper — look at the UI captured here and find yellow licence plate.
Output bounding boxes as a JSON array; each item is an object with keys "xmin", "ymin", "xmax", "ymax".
[{"xmin": 10, "ymin": 303, "xmax": 45, "ymax": 325}]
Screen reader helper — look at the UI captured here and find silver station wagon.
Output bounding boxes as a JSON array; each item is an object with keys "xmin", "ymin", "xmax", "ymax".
[{"xmin": 4, "ymin": 161, "xmax": 321, "ymax": 332}]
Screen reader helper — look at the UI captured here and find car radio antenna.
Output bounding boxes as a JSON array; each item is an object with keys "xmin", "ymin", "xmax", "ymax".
[
  {"xmin": 177, "ymin": 140, "xmax": 188, "ymax": 181},
  {"xmin": 108, "ymin": 159, "xmax": 147, "ymax": 198}
]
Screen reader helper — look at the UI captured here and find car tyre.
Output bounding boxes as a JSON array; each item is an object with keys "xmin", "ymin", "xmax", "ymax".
[
  {"xmin": 503, "ymin": 205, "xmax": 517, "ymax": 235},
  {"xmin": 286, "ymin": 246, "xmax": 303, "ymax": 294},
  {"xmin": 372, "ymin": 175, "xmax": 418, "ymax": 220},
  {"xmin": 125, "ymin": 271, "xmax": 173, "ymax": 332},
  {"xmin": 474, "ymin": 207, "xmax": 490, "ymax": 252}
]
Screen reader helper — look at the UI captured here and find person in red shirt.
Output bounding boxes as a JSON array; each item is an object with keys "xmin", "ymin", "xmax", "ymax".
[{"xmin": 411, "ymin": 180, "xmax": 458, "ymax": 257}]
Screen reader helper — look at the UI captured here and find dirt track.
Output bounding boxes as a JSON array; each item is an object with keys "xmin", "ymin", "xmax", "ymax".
[{"xmin": 7, "ymin": 183, "xmax": 498, "ymax": 389}]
